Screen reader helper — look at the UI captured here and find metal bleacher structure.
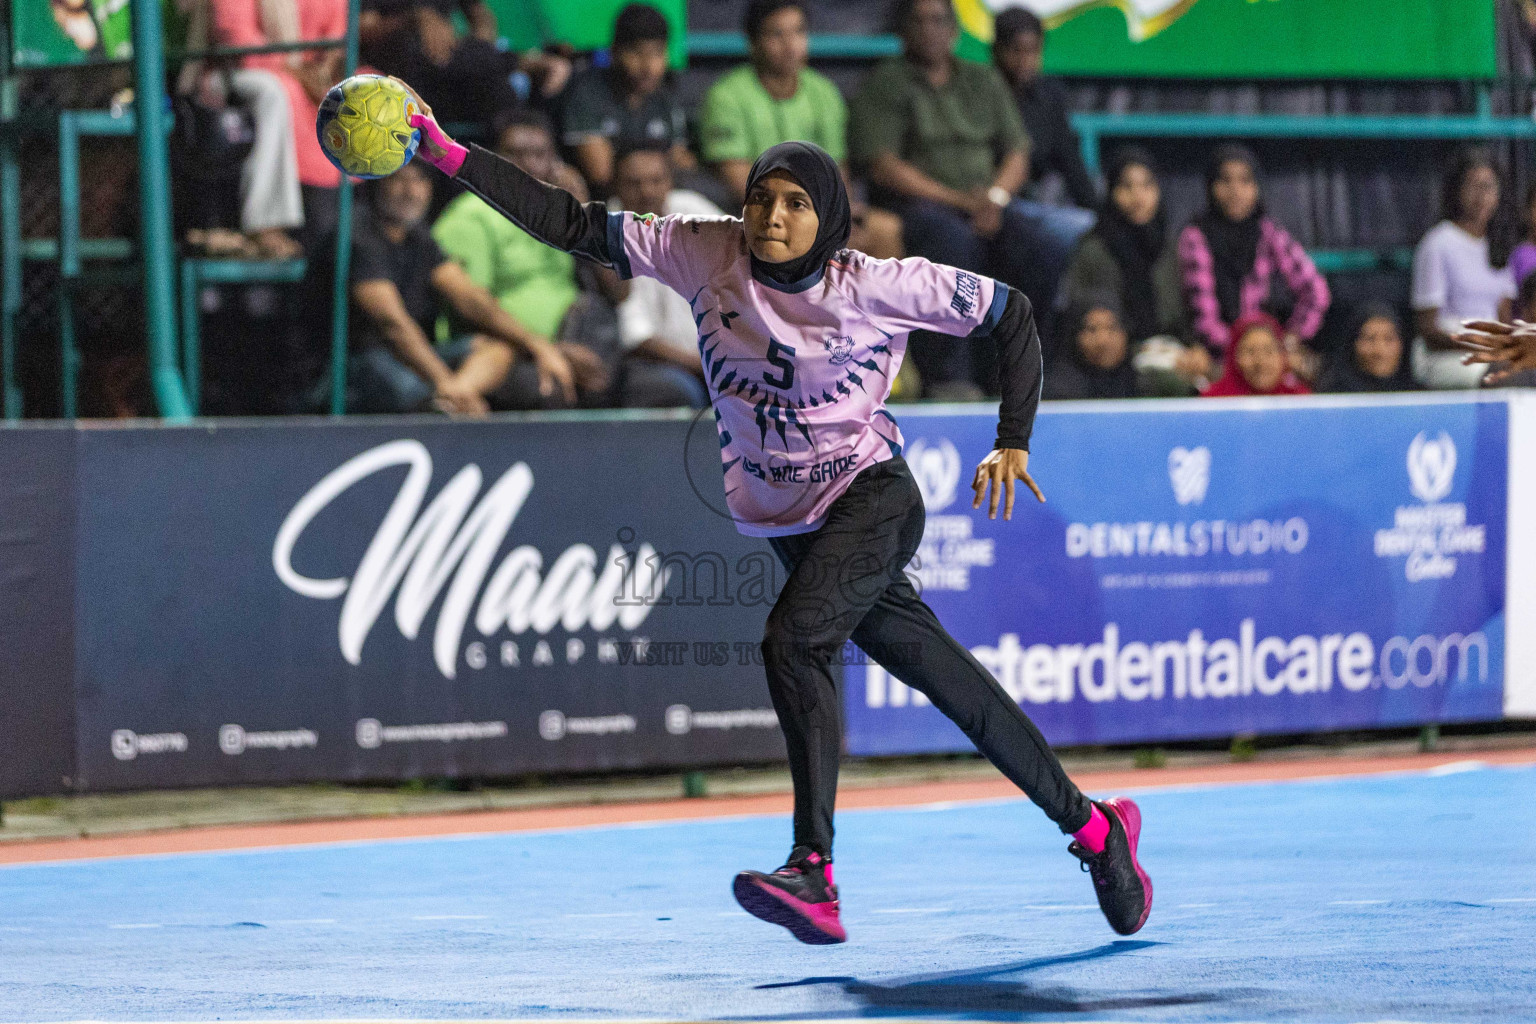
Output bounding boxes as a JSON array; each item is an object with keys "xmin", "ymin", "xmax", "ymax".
[{"xmin": 3, "ymin": 18, "xmax": 1535, "ymax": 421}]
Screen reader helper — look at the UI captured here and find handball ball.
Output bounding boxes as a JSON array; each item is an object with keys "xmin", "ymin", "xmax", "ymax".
[{"xmin": 316, "ymin": 74, "xmax": 421, "ymax": 179}]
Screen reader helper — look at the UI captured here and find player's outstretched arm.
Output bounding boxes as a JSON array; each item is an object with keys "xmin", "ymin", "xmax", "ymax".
[
  {"xmin": 1453, "ymin": 318, "xmax": 1536, "ymax": 384},
  {"xmin": 971, "ymin": 285, "xmax": 1046, "ymax": 520},
  {"xmin": 397, "ymin": 79, "xmax": 617, "ymax": 268}
]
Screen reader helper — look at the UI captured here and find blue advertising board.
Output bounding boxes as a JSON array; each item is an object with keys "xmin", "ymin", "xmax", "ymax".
[{"xmin": 845, "ymin": 396, "xmax": 1509, "ymax": 754}]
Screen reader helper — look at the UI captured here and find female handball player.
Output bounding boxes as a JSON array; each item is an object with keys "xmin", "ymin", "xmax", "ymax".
[{"xmin": 398, "ymin": 85, "xmax": 1152, "ymax": 945}]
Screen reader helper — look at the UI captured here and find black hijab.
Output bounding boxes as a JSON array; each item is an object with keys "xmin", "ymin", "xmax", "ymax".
[
  {"xmin": 1094, "ymin": 146, "xmax": 1166, "ymax": 342},
  {"xmin": 1318, "ymin": 303, "xmax": 1421, "ymax": 394},
  {"xmin": 1044, "ymin": 295, "xmax": 1140, "ymax": 400},
  {"xmin": 1195, "ymin": 143, "xmax": 1264, "ymax": 325},
  {"xmin": 743, "ymin": 141, "xmax": 852, "ymax": 289}
]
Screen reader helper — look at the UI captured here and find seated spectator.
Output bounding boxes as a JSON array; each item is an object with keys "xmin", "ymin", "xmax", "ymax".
[
  {"xmin": 1509, "ymin": 183, "xmax": 1536, "ymax": 291},
  {"xmin": 1412, "ymin": 149, "xmax": 1516, "ymax": 389},
  {"xmin": 1317, "ymin": 304, "xmax": 1420, "ymax": 394},
  {"xmin": 699, "ymin": 0, "xmax": 902, "ymax": 259},
  {"xmin": 560, "ymin": 4, "xmax": 692, "ymax": 195},
  {"xmin": 1202, "ymin": 312, "xmax": 1312, "ymax": 397},
  {"xmin": 359, "ymin": 0, "xmax": 517, "ymax": 134},
  {"xmin": 208, "ymin": 0, "xmax": 349, "ymax": 252},
  {"xmin": 1178, "ymin": 144, "xmax": 1330, "ymax": 380},
  {"xmin": 1042, "ymin": 297, "xmax": 1146, "ymax": 401},
  {"xmin": 609, "ymin": 146, "xmax": 719, "ymax": 408},
  {"xmin": 318, "ymin": 160, "xmax": 583, "ymax": 414},
  {"xmin": 991, "ymin": 7, "xmax": 1095, "ymax": 283},
  {"xmin": 431, "ymin": 111, "xmax": 614, "ymax": 405},
  {"xmin": 850, "ymin": 0, "xmax": 1059, "ymax": 396},
  {"xmin": 1062, "ymin": 146, "xmax": 1208, "ymax": 395},
  {"xmin": 434, "ymin": 112, "xmax": 583, "ymax": 343}
]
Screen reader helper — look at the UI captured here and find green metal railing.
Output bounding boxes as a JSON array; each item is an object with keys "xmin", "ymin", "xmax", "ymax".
[
  {"xmin": 1071, "ymin": 104, "xmax": 1536, "ymax": 175},
  {"xmin": 0, "ymin": 14, "xmax": 359, "ymax": 420},
  {"xmin": 132, "ymin": 0, "xmax": 192, "ymax": 420}
]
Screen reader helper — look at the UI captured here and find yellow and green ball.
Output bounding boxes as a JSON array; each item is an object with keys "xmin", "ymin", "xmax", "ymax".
[{"xmin": 315, "ymin": 74, "xmax": 421, "ymax": 179}]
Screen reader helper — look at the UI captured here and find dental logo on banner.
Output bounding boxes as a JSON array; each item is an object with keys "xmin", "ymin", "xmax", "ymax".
[
  {"xmin": 906, "ymin": 438, "xmax": 993, "ymax": 592},
  {"xmin": 1374, "ymin": 432, "xmax": 1487, "ymax": 582},
  {"xmin": 849, "ymin": 401, "xmax": 1508, "ymax": 752}
]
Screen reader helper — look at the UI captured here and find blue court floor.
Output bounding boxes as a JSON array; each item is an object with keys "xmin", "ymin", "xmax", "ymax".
[{"xmin": 1, "ymin": 762, "xmax": 1533, "ymax": 1023}]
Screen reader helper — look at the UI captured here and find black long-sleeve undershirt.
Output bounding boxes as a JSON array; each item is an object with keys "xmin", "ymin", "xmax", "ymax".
[
  {"xmin": 974, "ymin": 286, "xmax": 1044, "ymax": 453},
  {"xmin": 452, "ymin": 142, "xmax": 1042, "ymax": 451},
  {"xmin": 455, "ymin": 143, "xmax": 615, "ymax": 266}
]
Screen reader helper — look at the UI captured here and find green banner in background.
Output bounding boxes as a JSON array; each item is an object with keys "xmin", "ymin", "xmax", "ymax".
[
  {"xmin": 11, "ymin": 0, "xmax": 184, "ymax": 68},
  {"xmin": 9, "ymin": 0, "xmax": 684, "ymax": 70},
  {"xmin": 486, "ymin": 0, "xmax": 688, "ymax": 68},
  {"xmin": 954, "ymin": 0, "xmax": 1498, "ymax": 79}
]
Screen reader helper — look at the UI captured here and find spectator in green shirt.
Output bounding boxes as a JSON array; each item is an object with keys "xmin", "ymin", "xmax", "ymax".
[
  {"xmin": 432, "ymin": 110, "xmax": 614, "ymax": 404},
  {"xmin": 849, "ymin": 0, "xmax": 1087, "ymax": 395},
  {"xmin": 699, "ymin": 0, "xmax": 902, "ymax": 260}
]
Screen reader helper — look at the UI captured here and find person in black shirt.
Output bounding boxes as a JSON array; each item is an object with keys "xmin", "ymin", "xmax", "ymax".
[
  {"xmin": 992, "ymin": 8, "xmax": 1096, "ymax": 210},
  {"xmin": 359, "ymin": 0, "xmax": 523, "ymax": 131},
  {"xmin": 989, "ymin": 7, "xmax": 1095, "ymax": 338},
  {"xmin": 323, "ymin": 159, "xmax": 580, "ymax": 413},
  {"xmin": 560, "ymin": 4, "xmax": 693, "ymax": 195}
]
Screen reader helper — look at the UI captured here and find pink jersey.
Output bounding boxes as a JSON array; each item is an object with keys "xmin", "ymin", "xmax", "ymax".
[{"xmin": 616, "ymin": 212, "xmax": 1004, "ymax": 537}]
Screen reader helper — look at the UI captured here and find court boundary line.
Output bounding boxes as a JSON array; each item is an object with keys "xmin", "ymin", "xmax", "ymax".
[{"xmin": 2, "ymin": 750, "xmax": 1531, "ymax": 870}]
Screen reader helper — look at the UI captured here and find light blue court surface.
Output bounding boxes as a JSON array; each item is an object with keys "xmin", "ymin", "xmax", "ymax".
[{"xmin": 2, "ymin": 764, "xmax": 1534, "ymax": 1023}]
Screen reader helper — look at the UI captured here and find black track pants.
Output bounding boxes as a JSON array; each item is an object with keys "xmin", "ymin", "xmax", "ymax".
[{"xmin": 764, "ymin": 456, "xmax": 1092, "ymax": 858}]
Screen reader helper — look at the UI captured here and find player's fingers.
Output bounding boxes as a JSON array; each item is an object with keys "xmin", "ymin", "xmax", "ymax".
[
  {"xmin": 988, "ymin": 466, "xmax": 1002, "ymax": 519},
  {"xmin": 1023, "ymin": 470, "xmax": 1046, "ymax": 503},
  {"xmin": 1461, "ymin": 319, "xmax": 1515, "ymax": 335},
  {"xmin": 972, "ymin": 465, "xmax": 988, "ymax": 508},
  {"xmin": 389, "ymin": 76, "xmax": 432, "ymax": 117},
  {"xmin": 1449, "ymin": 334, "xmax": 1502, "ymax": 352},
  {"xmin": 1004, "ymin": 475, "xmax": 1016, "ymax": 521}
]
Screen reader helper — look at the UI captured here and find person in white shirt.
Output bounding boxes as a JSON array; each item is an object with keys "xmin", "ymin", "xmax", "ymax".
[
  {"xmin": 1411, "ymin": 150, "xmax": 1517, "ymax": 388},
  {"xmin": 611, "ymin": 146, "xmax": 720, "ymax": 407}
]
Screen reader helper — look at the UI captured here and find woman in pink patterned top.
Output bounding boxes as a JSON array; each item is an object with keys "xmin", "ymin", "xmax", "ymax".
[
  {"xmin": 1178, "ymin": 145, "xmax": 1330, "ymax": 376},
  {"xmin": 400, "ymin": 81, "xmax": 1154, "ymax": 947}
]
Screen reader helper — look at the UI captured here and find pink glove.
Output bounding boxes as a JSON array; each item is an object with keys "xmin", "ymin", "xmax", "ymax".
[{"xmin": 409, "ymin": 112, "xmax": 468, "ymax": 177}]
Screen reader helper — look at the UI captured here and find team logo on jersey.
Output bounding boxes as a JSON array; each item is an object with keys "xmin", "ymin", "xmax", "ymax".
[{"xmin": 823, "ymin": 334, "xmax": 855, "ymax": 365}]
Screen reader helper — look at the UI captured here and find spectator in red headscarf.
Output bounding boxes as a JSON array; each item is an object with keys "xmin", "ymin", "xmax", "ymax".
[{"xmin": 1201, "ymin": 312, "xmax": 1312, "ymax": 397}]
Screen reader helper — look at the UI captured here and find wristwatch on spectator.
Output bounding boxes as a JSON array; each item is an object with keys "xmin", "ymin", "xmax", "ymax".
[{"xmin": 988, "ymin": 186, "xmax": 1012, "ymax": 208}]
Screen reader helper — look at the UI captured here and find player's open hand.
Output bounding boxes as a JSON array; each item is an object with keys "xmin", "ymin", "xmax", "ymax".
[
  {"xmin": 972, "ymin": 447, "xmax": 1044, "ymax": 521},
  {"xmin": 391, "ymin": 77, "xmax": 449, "ymax": 160},
  {"xmin": 1453, "ymin": 318, "xmax": 1536, "ymax": 383}
]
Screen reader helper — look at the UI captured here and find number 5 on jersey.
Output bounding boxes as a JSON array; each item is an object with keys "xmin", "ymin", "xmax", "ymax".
[{"xmin": 763, "ymin": 339, "xmax": 795, "ymax": 390}]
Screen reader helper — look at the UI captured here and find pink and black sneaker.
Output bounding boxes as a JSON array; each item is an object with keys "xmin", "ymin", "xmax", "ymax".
[
  {"xmin": 733, "ymin": 846, "xmax": 847, "ymax": 945},
  {"xmin": 1069, "ymin": 797, "xmax": 1153, "ymax": 935}
]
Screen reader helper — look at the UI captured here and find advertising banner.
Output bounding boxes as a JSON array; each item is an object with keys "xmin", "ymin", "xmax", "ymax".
[
  {"xmin": 70, "ymin": 416, "xmax": 784, "ymax": 792},
  {"xmin": 954, "ymin": 0, "xmax": 1498, "ymax": 80},
  {"xmin": 0, "ymin": 426, "xmax": 77, "ymax": 799},
  {"xmin": 845, "ymin": 396, "xmax": 1510, "ymax": 756}
]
